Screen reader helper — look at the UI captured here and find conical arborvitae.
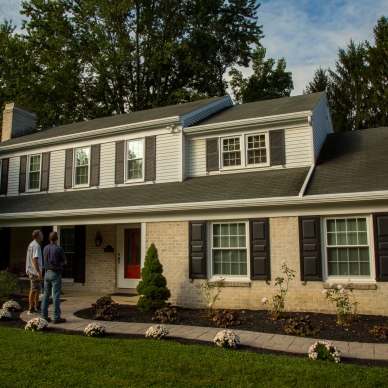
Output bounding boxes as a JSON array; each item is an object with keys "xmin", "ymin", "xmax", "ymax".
[{"xmin": 136, "ymin": 243, "xmax": 171, "ymax": 311}]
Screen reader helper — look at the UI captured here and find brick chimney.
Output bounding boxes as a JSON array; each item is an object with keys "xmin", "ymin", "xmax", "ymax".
[{"xmin": 1, "ymin": 102, "xmax": 36, "ymax": 142}]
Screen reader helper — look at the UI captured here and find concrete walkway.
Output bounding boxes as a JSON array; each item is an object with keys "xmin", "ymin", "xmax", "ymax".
[{"xmin": 20, "ymin": 291, "xmax": 388, "ymax": 361}]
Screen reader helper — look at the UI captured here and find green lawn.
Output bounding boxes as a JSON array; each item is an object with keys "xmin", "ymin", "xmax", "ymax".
[{"xmin": 1, "ymin": 327, "xmax": 387, "ymax": 388}]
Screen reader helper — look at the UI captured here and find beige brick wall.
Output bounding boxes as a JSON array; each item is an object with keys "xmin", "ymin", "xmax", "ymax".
[{"xmin": 146, "ymin": 218, "xmax": 388, "ymax": 316}]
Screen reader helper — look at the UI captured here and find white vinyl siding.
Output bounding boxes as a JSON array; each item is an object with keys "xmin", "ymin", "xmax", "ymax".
[
  {"xmin": 188, "ymin": 139, "xmax": 206, "ymax": 177},
  {"xmin": 156, "ymin": 134, "xmax": 180, "ymax": 182},
  {"xmin": 7, "ymin": 157, "xmax": 20, "ymax": 196},
  {"xmin": 99, "ymin": 142, "xmax": 115, "ymax": 188},
  {"xmin": 49, "ymin": 150, "xmax": 65, "ymax": 192},
  {"xmin": 284, "ymin": 127, "xmax": 311, "ymax": 166}
]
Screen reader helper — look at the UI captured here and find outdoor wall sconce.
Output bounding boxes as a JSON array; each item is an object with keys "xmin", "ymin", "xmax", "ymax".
[{"xmin": 95, "ymin": 231, "xmax": 103, "ymax": 247}]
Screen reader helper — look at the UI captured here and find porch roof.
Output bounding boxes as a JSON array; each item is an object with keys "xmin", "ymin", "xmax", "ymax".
[{"xmin": 0, "ymin": 167, "xmax": 309, "ymax": 215}]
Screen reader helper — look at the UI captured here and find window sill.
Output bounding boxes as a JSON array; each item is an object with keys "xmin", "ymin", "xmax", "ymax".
[
  {"xmin": 73, "ymin": 184, "xmax": 89, "ymax": 189},
  {"xmin": 209, "ymin": 280, "xmax": 251, "ymax": 287},
  {"xmin": 26, "ymin": 188, "xmax": 40, "ymax": 193},
  {"xmin": 323, "ymin": 282, "xmax": 377, "ymax": 290},
  {"xmin": 125, "ymin": 179, "xmax": 144, "ymax": 184},
  {"xmin": 220, "ymin": 163, "xmax": 270, "ymax": 172}
]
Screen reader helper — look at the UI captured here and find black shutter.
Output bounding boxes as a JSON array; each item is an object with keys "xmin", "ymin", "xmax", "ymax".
[
  {"xmin": 145, "ymin": 136, "xmax": 156, "ymax": 181},
  {"xmin": 299, "ymin": 216, "xmax": 322, "ymax": 281},
  {"xmin": 206, "ymin": 138, "xmax": 219, "ymax": 172},
  {"xmin": 90, "ymin": 144, "xmax": 100, "ymax": 187},
  {"xmin": 74, "ymin": 225, "xmax": 86, "ymax": 283},
  {"xmin": 189, "ymin": 221, "xmax": 207, "ymax": 279},
  {"xmin": 19, "ymin": 155, "xmax": 27, "ymax": 193},
  {"xmin": 115, "ymin": 140, "xmax": 125, "ymax": 184},
  {"xmin": 0, "ymin": 227, "xmax": 11, "ymax": 270},
  {"xmin": 41, "ymin": 226, "xmax": 52, "ymax": 251},
  {"xmin": 64, "ymin": 148, "xmax": 73, "ymax": 189},
  {"xmin": 41, "ymin": 152, "xmax": 50, "ymax": 191},
  {"xmin": 270, "ymin": 129, "xmax": 285, "ymax": 166},
  {"xmin": 250, "ymin": 218, "xmax": 271, "ymax": 281},
  {"xmin": 0, "ymin": 158, "xmax": 9, "ymax": 195},
  {"xmin": 373, "ymin": 213, "xmax": 388, "ymax": 281}
]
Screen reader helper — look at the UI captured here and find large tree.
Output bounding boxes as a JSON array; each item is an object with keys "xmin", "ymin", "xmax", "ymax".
[
  {"xmin": 228, "ymin": 46, "xmax": 293, "ymax": 104},
  {"xmin": 0, "ymin": 0, "xmax": 263, "ymax": 128}
]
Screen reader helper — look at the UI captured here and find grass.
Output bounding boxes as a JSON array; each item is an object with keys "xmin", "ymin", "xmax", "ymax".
[{"xmin": 1, "ymin": 327, "xmax": 388, "ymax": 388}]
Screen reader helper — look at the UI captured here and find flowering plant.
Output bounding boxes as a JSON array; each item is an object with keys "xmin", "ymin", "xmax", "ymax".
[
  {"xmin": 2, "ymin": 300, "xmax": 21, "ymax": 311},
  {"xmin": 262, "ymin": 261, "xmax": 296, "ymax": 319},
  {"xmin": 195, "ymin": 277, "xmax": 226, "ymax": 316},
  {"xmin": 308, "ymin": 340, "xmax": 341, "ymax": 363},
  {"xmin": 0, "ymin": 308, "xmax": 11, "ymax": 320},
  {"xmin": 322, "ymin": 281, "xmax": 358, "ymax": 325},
  {"xmin": 213, "ymin": 330, "xmax": 240, "ymax": 348},
  {"xmin": 25, "ymin": 317, "xmax": 48, "ymax": 331},
  {"xmin": 84, "ymin": 322, "xmax": 106, "ymax": 337},
  {"xmin": 145, "ymin": 325, "xmax": 169, "ymax": 339}
]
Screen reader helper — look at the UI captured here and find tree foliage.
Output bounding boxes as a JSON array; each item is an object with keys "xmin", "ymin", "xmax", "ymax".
[
  {"xmin": 304, "ymin": 15, "xmax": 388, "ymax": 132},
  {"xmin": 229, "ymin": 46, "xmax": 293, "ymax": 104},
  {"xmin": 0, "ymin": 0, "xmax": 263, "ymax": 128}
]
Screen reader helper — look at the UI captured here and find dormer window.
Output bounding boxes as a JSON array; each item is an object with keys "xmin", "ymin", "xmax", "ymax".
[
  {"xmin": 127, "ymin": 139, "xmax": 144, "ymax": 180},
  {"xmin": 27, "ymin": 154, "xmax": 41, "ymax": 190},
  {"xmin": 75, "ymin": 147, "xmax": 90, "ymax": 185},
  {"xmin": 247, "ymin": 134, "xmax": 267, "ymax": 164},
  {"xmin": 222, "ymin": 137, "xmax": 241, "ymax": 167}
]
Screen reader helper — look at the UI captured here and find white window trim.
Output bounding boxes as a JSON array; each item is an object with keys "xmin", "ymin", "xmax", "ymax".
[
  {"xmin": 73, "ymin": 146, "xmax": 91, "ymax": 188},
  {"xmin": 208, "ymin": 220, "xmax": 250, "ymax": 281},
  {"xmin": 322, "ymin": 215, "xmax": 376, "ymax": 283},
  {"xmin": 26, "ymin": 153, "xmax": 42, "ymax": 192},
  {"xmin": 220, "ymin": 131, "xmax": 270, "ymax": 171},
  {"xmin": 125, "ymin": 138, "xmax": 145, "ymax": 183}
]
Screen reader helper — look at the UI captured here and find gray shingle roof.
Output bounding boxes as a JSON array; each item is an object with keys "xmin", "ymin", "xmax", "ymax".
[
  {"xmin": 0, "ymin": 97, "xmax": 226, "ymax": 148},
  {"xmin": 0, "ymin": 168, "xmax": 309, "ymax": 214},
  {"xmin": 306, "ymin": 127, "xmax": 388, "ymax": 195},
  {"xmin": 191, "ymin": 92, "xmax": 325, "ymax": 126}
]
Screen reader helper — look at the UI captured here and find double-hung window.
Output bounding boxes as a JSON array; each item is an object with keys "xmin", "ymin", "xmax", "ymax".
[
  {"xmin": 325, "ymin": 217, "xmax": 371, "ymax": 279},
  {"xmin": 222, "ymin": 137, "xmax": 241, "ymax": 167},
  {"xmin": 127, "ymin": 139, "xmax": 143, "ymax": 180},
  {"xmin": 247, "ymin": 134, "xmax": 267, "ymax": 164},
  {"xmin": 27, "ymin": 154, "xmax": 41, "ymax": 190},
  {"xmin": 59, "ymin": 227, "xmax": 75, "ymax": 279},
  {"xmin": 211, "ymin": 222, "xmax": 248, "ymax": 278},
  {"xmin": 75, "ymin": 147, "xmax": 90, "ymax": 185}
]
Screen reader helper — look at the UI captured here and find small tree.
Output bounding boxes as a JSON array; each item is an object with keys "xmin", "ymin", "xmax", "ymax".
[
  {"xmin": 0, "ymin": 271, "xmax": 18, "ymax": 303},
  {"xmin": 136, "ymin": 244, "xmax": 171, "ymax": 311}
]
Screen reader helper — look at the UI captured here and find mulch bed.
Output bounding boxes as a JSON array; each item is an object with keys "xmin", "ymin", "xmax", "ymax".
[{"xmin": 2, "ymin": 295, "xmax": 388, "ymax": 368}]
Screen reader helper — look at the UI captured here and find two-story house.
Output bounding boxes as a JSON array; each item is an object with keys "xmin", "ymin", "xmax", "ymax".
[{"xmin": 1, "ymin": 92, "xmax": 387, "ymax": 315}]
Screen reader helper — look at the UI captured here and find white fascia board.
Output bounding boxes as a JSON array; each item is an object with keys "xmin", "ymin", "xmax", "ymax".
[
  {"xmin": 183, "ymin": 111, "xmax": 313, "ymax": 135},
  {"xmin": 0, "ymin": 117, "xmax": 182, "ymax": 153},
  {"xmin": 2, "ymin": 189, "xmax": 388, "ymax": 220}
]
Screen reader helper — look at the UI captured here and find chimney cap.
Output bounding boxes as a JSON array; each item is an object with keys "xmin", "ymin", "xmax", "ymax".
[{"xmin": 3, "ymin": 102, "xmax": 36, "ymax": 116}]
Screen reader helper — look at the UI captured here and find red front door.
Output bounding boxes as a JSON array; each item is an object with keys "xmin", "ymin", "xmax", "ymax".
[{"xmin": 124, "ymin": 228, "xmax": 141, "ymax": 279}]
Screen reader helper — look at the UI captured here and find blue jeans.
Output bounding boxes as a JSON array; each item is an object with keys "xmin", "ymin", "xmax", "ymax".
[{"xmin": 41, "ymin": 271, "xmax": 62, "ymax": 320}]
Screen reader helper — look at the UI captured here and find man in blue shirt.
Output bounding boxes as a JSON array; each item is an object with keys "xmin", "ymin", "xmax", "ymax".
[{"xmin": 41, "ymin": 231, "xmax": 67, "ymax": 324}]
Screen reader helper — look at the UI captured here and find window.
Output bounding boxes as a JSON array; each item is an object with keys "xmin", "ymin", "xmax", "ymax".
[
  {"xmin": 127, "ymin": 139, "xmax": 143, "ymax": 180},
  {"xmin": 222, "ymin": 137, "xmax": 241, "ymax": 167},
  {"xmin": 75, "ymin": 147, "xmax": 90, "ymax": 185},
  {"xmin": 60, "ymin": 227, "xmax": 75, "ymax": 278},
  {"xmin": 27, "ymin": 154, "xmax": 41, "ymax": 190},
  {"xmin": 325, "ymin": 217, "xmax": 371, "ymax": 278},
  {"xmin": 211, "ymin": 222, "xmax": 248, "ymax": 277},
  {"xmin": 247, "ymin": 134, "xmax": 267, "ymax": 164}
]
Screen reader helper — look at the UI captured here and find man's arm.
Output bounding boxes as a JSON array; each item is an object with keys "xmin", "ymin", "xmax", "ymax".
[{"xmin": 32, "ymin": 257, "xmax": 42, "ymax": 279}]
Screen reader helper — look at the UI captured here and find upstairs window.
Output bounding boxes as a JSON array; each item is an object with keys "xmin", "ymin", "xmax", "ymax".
[
  {"xmin": 28, "ymin": 154, "xmax": 41, "ymax": 190},
  {"xmin": 75, "ymin": 147, "xmax": 90, "ymax": 185},
  {"xmin": 247, "ymin": 134, "xmax": 267, "ymax": 164},
  {"xmin": 127, "ymin": 139, "xmax": 143, "ymax": 180},
  {"xmin": 222, "ymin": 137, "xmax": 241, "ymax": 167}
]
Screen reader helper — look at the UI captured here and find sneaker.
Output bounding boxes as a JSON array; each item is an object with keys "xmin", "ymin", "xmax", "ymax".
[
  {"xmin": 27, "ymin": 309, "xmax": 39, "ymax": 315},
  {"xmin": 34, "ymin": 307, "xmax": 42, "ymax": 313},
  {"xmin": 53, "ymin": 318, "xmax": 66, "ymax": 324}
]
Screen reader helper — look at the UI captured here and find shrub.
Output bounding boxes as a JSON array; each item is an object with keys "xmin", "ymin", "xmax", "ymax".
[
  {"xmin": 369, "ymin": 325, "xmax": 388, "ymax": 339},
  {"xmin": 284, "ymin": 315, "xmax": 319, "ymax": 337},
  {"xmin": 2, "ymin": 300, "xmax": 21, "ymax": 311},
  {"xmin": 6, "ymin": 262, "xmax": 26, "ymax": 277},
  {"xmin": 195, "ymin": 277, "xmax": 225, "ymax": 316},
  {"xmin": 136, "ymin": 243, "xmax": 171, "ymax": 311},
  {"xmin": 145, "ymin": 325, "xmax": 169, "ymax": 339},
  {"xmin": 308, "ymin": 340, "xmax": 341, "ymax": 363},
  {"xmin": 262, "ymin": 261, "xmax": 296, "ymax": 319},
  {"xmin": 84, "ymin": 322, "xmax": 106, "ymax": 337},
  {"xmin": 212, "ymin": 309, "xmax": 245, "ymax": 328},
  {"xmin": 25, "ymin": 317, "xmax": 48, "ymax": 331},
  {"xmin": 214, "ymin": 330, "xmax": 240, "ymax": 348},
  {"xmin": 0, "ymin": 271, "xmax": 18, "ymax": 303},
  {"xmin": 322, "ymin": 281, "xmax": 358, "ymax": 326},
  {"xmin": 152, "ymin": 307, "xmax": 180, "ymax": 324},
  {"xmin": 0, "ymin": 308, "xmax": 11, "ymax": 320},
  {"xmin": 92, "ymin": 295, "xmax": 120, "ymax": 321}
]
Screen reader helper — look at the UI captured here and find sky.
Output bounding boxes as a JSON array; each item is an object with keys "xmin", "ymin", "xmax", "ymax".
[{"xmin": 1, "ymin": 0, "xmax": 387, "ymax": 95}]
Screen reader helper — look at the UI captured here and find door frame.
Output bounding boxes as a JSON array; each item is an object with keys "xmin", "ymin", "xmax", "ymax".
[{"xmin": 117, "ymin": 223, "xmax": 146, "ymax": 289}]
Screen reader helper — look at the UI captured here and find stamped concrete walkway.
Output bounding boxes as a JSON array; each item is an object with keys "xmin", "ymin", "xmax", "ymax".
[{"xmin": 20, "ymin": 291, "xmax": 388, "ymax": 361}]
